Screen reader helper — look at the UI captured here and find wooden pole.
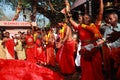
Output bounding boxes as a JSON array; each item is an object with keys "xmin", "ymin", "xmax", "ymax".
[{"xmin": 89, "ymin": 0, "xmax": 92, "ymax": 16}]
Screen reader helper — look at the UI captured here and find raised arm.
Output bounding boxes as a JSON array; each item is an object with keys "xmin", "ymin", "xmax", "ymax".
[
  {"xmin": 95, "ymin": 0, "xmax": 104, "ymax": 26},
  {"xmin": 30, "ymin": 22, "xmax": 34, "ymax": 35},
  {"xmin": 68, "ymin": 14, "xmax": 80, "ymax": 29},
  {"xmin": 65, "ymin": 0, "xmax": 79, "ymax": 29}
]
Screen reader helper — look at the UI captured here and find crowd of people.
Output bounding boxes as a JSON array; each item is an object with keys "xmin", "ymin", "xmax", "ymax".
[{"xmin": 0, "ymin": 0, "xmax": 120, "ymax": 80}]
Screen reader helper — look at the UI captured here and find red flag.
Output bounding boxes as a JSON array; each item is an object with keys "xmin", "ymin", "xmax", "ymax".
[
  {"xmin": 60, "ymin": 8, "xmax": 66, "ymax": 14},
  {"xmin": 71, "ymin": 0, "xmax": 87, "ymax": 9}
]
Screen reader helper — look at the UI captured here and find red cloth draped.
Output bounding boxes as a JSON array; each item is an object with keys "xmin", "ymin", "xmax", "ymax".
[
  {"xmin": 102, "ymin": 46, "xmax": 120, "ymax": 79},
  {"xmin": 109, "ymin": 47, "xmax": 120, "ymax": 64},
  {"xmin": 26, "ymin": 46, "xmax": 36, "ymax": 63},
  {"xmin": 101, "ymin": 45, "xmax": 111, "ymax": 72},
  {"xmin": 0, "ymin": 59, "xmax": 63, "ymax": 80},
  {"xmin": 56, "ymin": 40, "xmax": 75, "ymax": 74},
  {"xmin": 81, "ymin": 23, "xmax": 102, "ymax": 39},
  {"xmin": 80, "ymin": 50, "xmax": 104, "ymax": 80},
  {"xmin": 117, "ymin": 66, "xmax": 120, "ymax": 80},
  {"xmin": 110, "ymin": 47, "xmax": 120, "ymax": 80},
  {"xmin": 36, "ymin": 48, "xmax": 46, "ymax": 63},
  {"xmin": 35, "ymin": 39, "xmax": 47, "ymax": 64},
  {"xmin": 46, "ymin": 44, "xmax": 56, "ymax": 66},
  {"xmin": 25, "ymin": 35, "xmax": 34, "ymax": 46},
  {"xmin": 25, "ymin": 35, "xmax": 36, "ymax": 63},
  {"xmin": 77, "ymin": 25, "xmax": 104, "ymax": 80},
  {"xmin": 5, "ymin": 39, "xmax": 15, "ymax": 58}
]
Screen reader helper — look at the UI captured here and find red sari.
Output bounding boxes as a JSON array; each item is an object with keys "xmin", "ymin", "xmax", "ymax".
[
  {"xmin": 56, "ymin": 40, "xmax": 76, "ymax": 74},
  {"xmin": 109, "ymin": 47, "xmax": 120, "ymax": 80},
  {"xmin": 5, "ymin": 39, "xmax": 15, "ymax": 59},
  {"xmin": 25, "ymin": 35, "xmax": 36, "ymax": 63},
  {"xmin": 46, "ymin": 43, "xmax": 56, "ymax": 66},
  {"xmin": 0, "ymin": 59, "xmax": 63, "ymax": 80},
  {"xmin": 77, "ymin": 24, "xmax": 104, "ymax": 80},
  {"xmin": 102, "ymin": 45, "xmax": 111, "ymax": 79},
  {"xmin": 45, "ymin": 33, "xmax": 56, "ymax": 66},
  {"xmin": 35, "ymin": 39, "xmax": 46, "ymax": 64}
]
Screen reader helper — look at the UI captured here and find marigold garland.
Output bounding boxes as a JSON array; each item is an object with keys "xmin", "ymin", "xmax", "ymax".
[
  {"xmin": 59, "ymin": 23, "xmax": 67, "ymax": 39},
  {"xmin": 45, "ymin": 32, "xmax": 50, "ymax": 44}
]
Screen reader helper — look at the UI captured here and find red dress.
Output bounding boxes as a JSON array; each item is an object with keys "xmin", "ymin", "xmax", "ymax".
[
  {"xmin": 35, "ymin": 39, "xmax": 46, "ymax": 64},
  {"xmin": 109, "ymin": 47, "xmax": 120, "ymax": 80},
  {"xmin": 25, "ymin": 35, "xmax": 36, "ymax": 63},
  {"xmin": 77, "ymin": 24, "xmax": 104, "ymax": 80},
  {"xmin": 5, "ymin": 39, "xmax": 15, "ymax": 58},
  {"xmin": 46, "ymin": 42, "xmax": 56, "ymax": 66},
  {"xmin": 56, "ymin": 40, "xmax": 76, "ymax": 74},
  {"xmin": 45, "ymin": 33, "xmax": 56, "ymax": 66}
]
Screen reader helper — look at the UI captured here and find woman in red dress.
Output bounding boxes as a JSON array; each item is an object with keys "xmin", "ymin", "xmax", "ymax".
[
  {"xmin": 35, "ymin": 35, "xmax": 47, "ymax": 65},
  {"xmin": 3, "ymin": 32, "xmax": 15, "ymax": 59},
  {"xmin": 25, "ymin": 29, "xmax": 36, "ymax": 63},
  {"xmin": 66, "ymin": 0, "xmax": 104, "ymax": 80},
  {"xmin": 56, "ymin": 22, "xmax": 76, "ymax": 74},
  {"xmin": 45, "ymin": 28, "xmax": 56, "ymax": 66}
]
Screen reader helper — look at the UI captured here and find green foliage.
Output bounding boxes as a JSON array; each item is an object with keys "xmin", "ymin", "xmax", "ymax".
[
  {"xmin": 46, "ymin": 22, "xmax": 51, "ymax": 28},
  {"xmin": 22, "ymin": 0, "xmax": 31, "ymax": 8},
  {"xmin": 2, "ymin": 0, "xmax": 75, "ymax": 26}
]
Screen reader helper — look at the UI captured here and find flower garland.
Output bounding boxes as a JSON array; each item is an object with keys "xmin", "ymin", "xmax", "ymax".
[
  {"xmin": 45, "ymin": 32, "xmax": 50, "ymax": 44},
  {"xmin": 59, "ymin": 23, "xmax": 67, "ymax": 39}
]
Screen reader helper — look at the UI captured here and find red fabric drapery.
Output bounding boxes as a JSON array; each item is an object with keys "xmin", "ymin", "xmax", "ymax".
[{"xmin": 0, "ymin": 59, "xmax": 63, "ymax": 80}]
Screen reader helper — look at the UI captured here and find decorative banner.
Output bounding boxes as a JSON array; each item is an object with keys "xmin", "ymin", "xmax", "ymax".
[
  {"xmin": 71, "ymin": 0, "xmax": 87, "ymax": 9},
  {"xmin": 0, "ymin": 21, "xmax": 37, "ymax": 27}
]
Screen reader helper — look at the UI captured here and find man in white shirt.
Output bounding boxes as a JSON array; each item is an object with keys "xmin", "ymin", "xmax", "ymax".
[{"xmin": 98, "ymin": 12, "xmax": 120, "ymax": 80}]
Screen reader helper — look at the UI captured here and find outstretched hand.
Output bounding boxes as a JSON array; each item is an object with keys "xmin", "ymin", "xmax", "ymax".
[
  {"xmin": 64, "ymin": 0, "xmax": 72, "ymax": 19},
  {"xmin": 106, "ymin": 31, "xmax": 120, "ymax": 43},
  {"xmin": 65, "ymin": 0, "xmax": 70, "ymax": 12}
]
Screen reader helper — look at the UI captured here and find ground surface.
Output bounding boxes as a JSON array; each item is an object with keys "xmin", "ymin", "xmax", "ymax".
[
  {"xmin": 43, "ymin": 65, "xmax": 80, "ymax": 80},
  {"xmin": 42, "ymin": 64, "xmax": 116, "ymax": 80}
]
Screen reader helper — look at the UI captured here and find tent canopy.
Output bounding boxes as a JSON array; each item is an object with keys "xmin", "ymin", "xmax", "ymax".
[{"xmin": 71, "ymin": 0, "xmax": 87, "ymax": 9}]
